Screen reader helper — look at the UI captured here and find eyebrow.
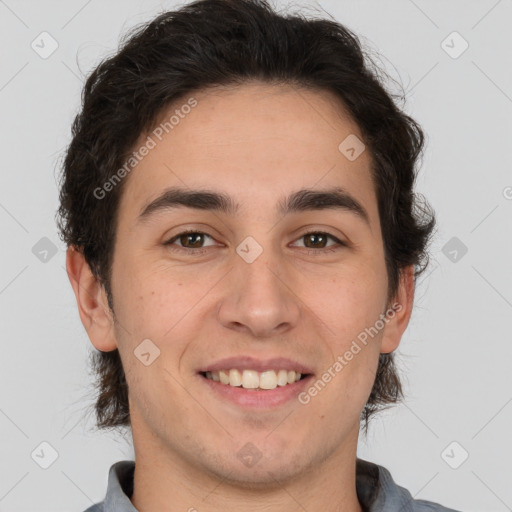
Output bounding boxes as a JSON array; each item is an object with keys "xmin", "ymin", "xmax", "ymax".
[{"xmin": 137, "ymin": 186, "xmax": 370, "ymax": 226}]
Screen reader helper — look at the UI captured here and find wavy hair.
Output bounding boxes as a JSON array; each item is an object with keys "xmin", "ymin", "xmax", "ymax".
[{"xmin": 56, "ymin": 0, "xmax": 436, "ymax": 435}]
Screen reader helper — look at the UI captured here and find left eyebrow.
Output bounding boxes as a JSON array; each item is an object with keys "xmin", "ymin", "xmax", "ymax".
[{"xmin": 136, "ymin": 185, "xmax": 370, "ymax": 226}]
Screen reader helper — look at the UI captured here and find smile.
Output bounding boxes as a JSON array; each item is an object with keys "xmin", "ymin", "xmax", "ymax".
[{"xmin": 201, "ymin": 369, "xmax": 305, "ymax": 390}]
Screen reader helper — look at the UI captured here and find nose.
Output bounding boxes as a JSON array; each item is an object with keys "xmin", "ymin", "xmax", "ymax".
[{"xmin": 216, "ymin": 249, "xmax": 301, "ymax": 339}]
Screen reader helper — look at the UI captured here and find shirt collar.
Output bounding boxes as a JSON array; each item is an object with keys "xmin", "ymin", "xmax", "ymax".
[{"xmin": 102, "ymin": 460, "xmax": 137, "ymax": 512}]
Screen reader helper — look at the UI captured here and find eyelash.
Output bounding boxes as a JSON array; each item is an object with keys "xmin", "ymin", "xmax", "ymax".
[{"xmin": 163, "ymin": 229, "xmax": 347, "ymax": 256}]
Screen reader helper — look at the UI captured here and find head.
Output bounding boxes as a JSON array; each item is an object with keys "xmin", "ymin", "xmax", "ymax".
[{"xmin": 57, "ymin": 0, "xmax": 435, "ymax": 481}]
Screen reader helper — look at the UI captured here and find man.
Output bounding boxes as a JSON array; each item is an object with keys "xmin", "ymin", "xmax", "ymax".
[{"xmin": 57, "ymin": 0, "xmax": 460, "ymax": 510}]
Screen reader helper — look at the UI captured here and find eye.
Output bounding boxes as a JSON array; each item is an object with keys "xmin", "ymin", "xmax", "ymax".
[
  {"xmin": 291, "ymin": 231, "xmax": 346, "ymax": 254},
  {"xmin": 164, "ymin": 230, "xmax": 218, "ymax": 253}
]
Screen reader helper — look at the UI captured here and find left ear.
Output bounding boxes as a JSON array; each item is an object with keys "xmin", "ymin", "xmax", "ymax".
[{"xmin": 380, "ymin": 264, "xmax": 415, "ymax": 354}]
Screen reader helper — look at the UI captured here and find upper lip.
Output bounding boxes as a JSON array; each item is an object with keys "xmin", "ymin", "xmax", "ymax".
[{"xmin": 199, "ymin": 356, "xmax": 314, "ymax": 375}]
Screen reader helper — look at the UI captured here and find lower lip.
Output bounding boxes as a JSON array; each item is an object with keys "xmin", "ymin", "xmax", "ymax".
[{"xmin": 199, "ymin": 374, "xmax": 313, "ymax": 408}]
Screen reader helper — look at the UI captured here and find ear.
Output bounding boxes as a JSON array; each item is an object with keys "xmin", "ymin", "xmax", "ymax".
[
  {"xmin": 66, "ymin": 246, "xmax": 118, "ymax": 352},
  {"xmin": 380, "ymin": 264, "xmax": 415, "ymax": 354}
]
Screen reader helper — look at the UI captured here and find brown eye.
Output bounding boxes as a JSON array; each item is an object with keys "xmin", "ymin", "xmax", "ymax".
[
  {"xmin": 178, "ymin": 232, "xmax": 205, "ymax": 248},
  {"xmin": 164, "ymin": 230, "xmax": 217, "ymax": 251},
  {"xmin": 303, "ymin": 232, "xmax": 329, "ymax": 249},
  {"xmin": 291, "ymin": 231, "xmax": 345, "ymax": 254}
]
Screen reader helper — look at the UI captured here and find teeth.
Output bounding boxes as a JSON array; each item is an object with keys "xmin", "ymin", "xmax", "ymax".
[
  {"xmin": 229, "ymin": 369, "xmax": 242, "ymax": 387},
  {"xmin": 205, "ymin": 369, "xmax": 304, "ymax": 389},
  {"xmin": 277, "ymin": 369, "xmax": 288, "ymax": 386},
  {"xmin": 219, "ymin": 370, "xmax": 230, "ymax": 385}
]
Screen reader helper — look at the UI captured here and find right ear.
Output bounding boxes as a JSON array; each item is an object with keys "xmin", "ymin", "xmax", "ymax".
[{"xmin": 65, "ymin": 246, "xmax": 118, "ymax": 351}]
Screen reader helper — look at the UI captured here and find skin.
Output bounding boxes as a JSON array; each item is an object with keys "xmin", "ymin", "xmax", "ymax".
[{"xmin": 67, "ymin": 82, "xmax": 414, "ymax": 512}]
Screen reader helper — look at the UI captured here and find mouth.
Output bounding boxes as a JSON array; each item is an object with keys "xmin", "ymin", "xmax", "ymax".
[
  {"xmin": 199, "ymin": 368, "xmax": 309, "ymax": 390},
  {"xmin": 197, "ymin": 362, "xmax": 314, "ymax": 412},
  {"xmin": 197, "ymin": 356, "xmax": 314, "ymax": 407}
]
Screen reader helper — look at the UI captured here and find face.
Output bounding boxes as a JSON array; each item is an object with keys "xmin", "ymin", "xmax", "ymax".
[{"xmin": 71, "ymin": 82, "xmax": 413, "ymax": 487}]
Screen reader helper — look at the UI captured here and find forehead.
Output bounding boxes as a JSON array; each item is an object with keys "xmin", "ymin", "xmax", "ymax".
[{"xmin": 117, "ymin": 82, "xmax": 377, "ymax": 225}]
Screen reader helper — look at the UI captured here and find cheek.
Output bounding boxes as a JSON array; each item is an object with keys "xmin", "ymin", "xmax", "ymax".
[
  {"xmin": 111, "ymin": 254, "xmax": 188, "ymax": 335},
  {"xmin": 307, "ymin": 263, "xmax": 386, "ymax": 407},
  {"xmin": 315, "ymin": 264, "xmax": 387, "ymax": 339},
  {"xmin": 113, "ymin": 269, "xmax": 194, "ymax": 408}
]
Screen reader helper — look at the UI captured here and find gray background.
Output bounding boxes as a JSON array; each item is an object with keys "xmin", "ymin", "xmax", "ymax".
[{"xmin": 0, "ymin": 0, "xmax": 511, "ymax": 510}]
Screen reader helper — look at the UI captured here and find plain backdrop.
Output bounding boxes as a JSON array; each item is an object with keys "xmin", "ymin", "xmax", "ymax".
[{"xmin": 0, "ymin": 0, "xmax": 511, "ymax": 511}]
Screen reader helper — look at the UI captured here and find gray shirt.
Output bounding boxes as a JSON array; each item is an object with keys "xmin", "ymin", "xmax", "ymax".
[{"xmin": 83, "ymin": 458, "xmax": 461, "ymax": 511}]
